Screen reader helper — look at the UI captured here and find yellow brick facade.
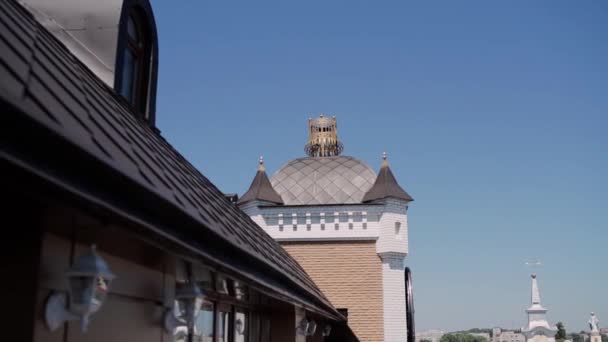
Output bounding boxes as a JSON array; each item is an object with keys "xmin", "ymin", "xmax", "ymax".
[{"xmin": 281, "ymin": 241, "xmax": 384, "ymax": 342}]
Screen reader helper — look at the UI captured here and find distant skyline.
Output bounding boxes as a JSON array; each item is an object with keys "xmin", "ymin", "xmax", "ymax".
[{"xmin": 151, "ymin": 0, "xmax": 607, "ymax": 333}]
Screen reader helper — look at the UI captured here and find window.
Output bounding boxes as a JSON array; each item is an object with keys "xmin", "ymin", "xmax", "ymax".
[
  {"xmin": 296, "ymin": 214, "xmax": 306, "ymax": 225},
  {"xmin": 217, "ymin": 305, "xmax": 232, "ymax": 342},
  {"xmin": 193, "ymin": 300, "xmax": 214, "ymax": 341},
  {"xmin": 395, "ymin": 222, "xmax": 402, "ymax": 239},
  {"xmin": 367, "ymin": 213, "xmax": 380, "ymax": 222},
  {"xmin": 118, "ymin": 9, "xmax": 151, "ymax": 117},
  {"xmin": 263, "ymin": 214, "xmax": 278, "ymax": 226},
  {"xmin": 338, "ymin": 212, "xmax": 348, "ymax": 223}
]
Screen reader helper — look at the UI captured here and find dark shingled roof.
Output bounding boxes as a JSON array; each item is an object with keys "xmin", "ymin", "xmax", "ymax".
[
  {"xmin": 238, "ymin": 166, "xmax": 284, "ymax": 205},
  {"xmin": 0, "ymin": 0, "xmax": 339, "ymax": 320},
  {"xmin": 362, "ymin": 159, "xmax": 413, "ymax": 203}
]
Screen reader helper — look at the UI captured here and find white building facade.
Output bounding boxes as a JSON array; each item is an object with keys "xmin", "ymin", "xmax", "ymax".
[
  {"xmin": 416, "ymin": 330, "xmax": 446, "ymax": 342},
  {"xmin": 493, "ymin": 329, "xmax": 526, "ymax": 342}
]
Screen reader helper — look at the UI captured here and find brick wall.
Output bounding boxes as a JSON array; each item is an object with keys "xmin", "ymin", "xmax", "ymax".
[{"xmin": 282, "ymin": 241, "xmax": 384, "ymax": 342}]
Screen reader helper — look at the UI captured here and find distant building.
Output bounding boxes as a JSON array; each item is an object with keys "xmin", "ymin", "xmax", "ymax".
[
  {"xmin": 471, "ymin": 332, "xmax": 491, "ymax": 341},
  {"xmin": 493, "ymin": 328, "xmax": 526, "ymax": 342},
  {"xmin": 600, "ymin": 328, "xmax": 608, "ymax": 335},
  {"xmin": 416, "ymin": 329, "xmax": 445, "ymax": 342}
]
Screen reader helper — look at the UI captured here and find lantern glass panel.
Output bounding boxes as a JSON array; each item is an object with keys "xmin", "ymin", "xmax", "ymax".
[
  {"xmin": 234, "ymin": 311, "xmax": 247, "ymax": 341},
  {"xmin": 215, "ymin": 274, "xmax": 230, "ymax": 294},
  {"xmin": 93, "ymin": 276, "xmax": 110, "ymax": 307},
  {"xmin": 69, "ymin": 276, "xmax": 95, "ymax": 313},
  {"xmin": 176, "ymin": 296, "xmax": 203, "ymax": 325}
]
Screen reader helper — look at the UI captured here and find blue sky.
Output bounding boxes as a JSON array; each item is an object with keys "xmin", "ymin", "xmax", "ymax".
[{"xmin": 151, "ymin": 0, "xmax": 607, "ymax": 333}]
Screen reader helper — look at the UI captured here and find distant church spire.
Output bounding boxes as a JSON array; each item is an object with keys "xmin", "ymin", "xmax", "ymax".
[
  {"xmin": 304, "ymin": 115, "xmax": 344, "ymax": 157},
  {"xmin": 522, "ymin": 273, "xmax": 557, "ymax": 342},
  {"xmin": 531, "ymin": 274, "xmax": 541, "ymax": 305}
]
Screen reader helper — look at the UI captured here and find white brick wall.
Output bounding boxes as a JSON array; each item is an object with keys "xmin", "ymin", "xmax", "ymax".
[
  {"xmin": 380, "ymin": 252, "xmax": 407, "ymax": 342},
  {"xmin": 242, "ymin": 198, "xmax": 411, "ymax": 342},
  {"xmin": 376, "ymin": 198, "xmax": 409, "ymax": 255}
]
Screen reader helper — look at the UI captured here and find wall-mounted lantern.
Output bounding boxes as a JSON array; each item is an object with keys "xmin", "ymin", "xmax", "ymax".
[
  {"xmin": 296, "ymin": 318, "xmax": 309, "ymax": 336},
  {"xmin": 296, "ymin": 318, "xmax": 318, "ymax": 336},
  {"xmin": 235, "ymin": 317, "xmax": 245, "ymax": 335},
  {"xmin": 322, "ymin": 324, "xmax": 332, "ymax": 337},
  {"xmin": 164, "ymin": 279, "xmax": 204, "ymax": 334},
  {"xmin": 306, "ymin": 319, "xmax": 317, "ymax": 336},
  {"xmin": 45, "ymin": 245, "xmax": 116, "ymax": 332}
]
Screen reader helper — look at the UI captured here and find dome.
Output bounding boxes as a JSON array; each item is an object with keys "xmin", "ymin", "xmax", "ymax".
[{"xmin": 270, "ymin": 156, "xmax": 376, "ymax": 205}]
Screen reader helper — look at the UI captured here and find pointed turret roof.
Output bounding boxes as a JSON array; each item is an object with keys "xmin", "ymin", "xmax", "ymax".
[
  {"xmin": 238, "ymin": 157, "xmax": 284, "ymax": 205},
  {"xmin": 362, "ymin": 153, "xmax": 414, "ymax": 203}
]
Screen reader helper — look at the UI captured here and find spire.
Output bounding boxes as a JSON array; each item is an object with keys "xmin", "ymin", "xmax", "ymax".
[
  {"xmin": 304, "ymin": 115, "xmax": 344, "ymax": 157},
  {"xmin": 522, "ymin": 273, "xmax": 556, "ymax": 337},
  {"xmin": 238, "ymin": 156, "xmax": 284, "ymax": 205},
  {"xmin": 362, "ymin": 152, "xmax": 414, "ymax": 203},
  {"xmin": 531, "ymin": 274, "xmax": 541, "ymax": 305}
]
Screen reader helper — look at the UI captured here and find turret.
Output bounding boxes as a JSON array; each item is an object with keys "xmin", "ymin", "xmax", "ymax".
[
  {"xmin": 363, "ymin": 152, "xmax": 413, "ymax": 203},
  {"xmin": 238, "ymin": 156, "xmax": 283, "ymax": 206}
]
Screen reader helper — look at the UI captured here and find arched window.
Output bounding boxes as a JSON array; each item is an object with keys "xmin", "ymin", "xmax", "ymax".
[{"xmin": 118, "ymin": 8, "xmax": 151, "ymax": 118}]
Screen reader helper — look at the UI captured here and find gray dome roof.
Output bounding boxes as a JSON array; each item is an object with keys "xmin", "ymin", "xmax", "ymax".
[{"xmin": 270, "ymin": 156, "xmax": 376, "ymax": 205}]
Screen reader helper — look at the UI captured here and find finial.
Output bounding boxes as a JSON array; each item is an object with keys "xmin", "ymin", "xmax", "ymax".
[
  {"xmin": 531, "ymin": 273, "xmax": 537, "ymax": 279},
  {"xmin": 258, "ymin": 156, "xmax": 265, "ymax": 172},
  {"xmin": 381, "ymin": 152, "xmax": 388, "ymax": 168},
  {"xmin": 304, "ymin": 115, "xmax": 344, "ymax": 157}
]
